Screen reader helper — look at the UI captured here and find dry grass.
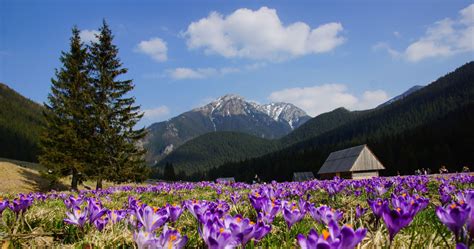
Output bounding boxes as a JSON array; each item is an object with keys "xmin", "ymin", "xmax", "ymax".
[
  {"xmin": 0, "ymin": 161, "xmax": 124, "ymax": 194},
  {"xmin": 0, "ymin": 162, "xmax": 53, "ymax": 194}
]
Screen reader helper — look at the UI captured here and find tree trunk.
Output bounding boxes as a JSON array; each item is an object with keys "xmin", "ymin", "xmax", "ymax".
[
  {"xmin": 96, "ymin": 177, "xmax": 103, "ymax": 190},
  {"xmin": 71, "ymin": 168, "xmax": 79, "ymax": 191}
]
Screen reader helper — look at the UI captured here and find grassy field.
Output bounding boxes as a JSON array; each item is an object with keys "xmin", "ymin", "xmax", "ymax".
[{"xmin": 0, "ymin": 173, "xmax": 472, "ymax": 248}]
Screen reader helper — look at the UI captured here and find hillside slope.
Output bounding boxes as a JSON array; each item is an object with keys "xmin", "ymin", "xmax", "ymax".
[
  {"xmin": 155, "ymin": 131, "xmax": 280, "ymax": 177},
  {"xmin": 0, "ymin": 83, "xmax": 45, "ymax": 162}
]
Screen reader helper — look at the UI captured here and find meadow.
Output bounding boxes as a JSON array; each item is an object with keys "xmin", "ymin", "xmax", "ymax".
[{"xmin": 0, "ymin": 174, "xmax": 473, "ymax": 248}]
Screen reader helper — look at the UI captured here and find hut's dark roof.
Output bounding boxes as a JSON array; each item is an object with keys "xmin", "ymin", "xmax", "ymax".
[{"xmin": 318, "ymin": 144, "xmax": 385, "ymax": 174}]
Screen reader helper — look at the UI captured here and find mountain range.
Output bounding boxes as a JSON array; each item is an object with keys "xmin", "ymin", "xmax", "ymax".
[
  {"xmin": 155, "ymin": 61, "xmax": 474, "ymax": 180},
  {"xmin": 143, "ymin": 94, "xmax": 310, "ymax": 164}
]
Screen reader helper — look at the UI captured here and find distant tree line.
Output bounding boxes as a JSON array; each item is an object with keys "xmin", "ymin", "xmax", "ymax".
[
  {"xmin": 151, "ymin": 132, "xmax": 280, "ymax": 178},
  {"xmin": 40, "ymin": 21, "xmax": 148, "ymax": 190}
]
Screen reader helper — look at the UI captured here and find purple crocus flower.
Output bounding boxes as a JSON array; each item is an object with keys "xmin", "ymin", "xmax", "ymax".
[
  {"xmin": 107, "ymin": 210, "xmax": 127, "ymax": 224},
  {"xmin": 436, "ymin": 202, "xmax": 470, "ymax": 240},
  {"xmin": 133, "ymin": 230, "xmax": 158, "ymax": 249},
  {"xmin": 252, "ymin": 221, "xmax": 272, "ymax": 242},
  {"xmin": 166, "ymin": 203, "xmax": 183, "ymax": 223},
  {"xmin": 93, "ymin": 216, "xmax": 109, "ymax": 231},
  {"xmin": 134, "ymin": 205, "xmax": 168, "ymax": 233},
  {"xmin": 230, "ymin": 192, "xmax": 241, "ymax": 205},
  {"xmin": 327, "ymin": 220, "xmax": 367, "ymax": 249},
  {"xmin": 64, "ymin": 195, "xmax": 84, "ymax": 210},
  {"xmin": 223, "ymin": 214, "xmax": 271, "ymax": 246},
  {"xmin": 184, "ymin": 200, "xmax": 211, "ymax": 222},
  {"xmin": 456, "ymin": 243, "xmax": 468, "ymax": 249},
  {"xmin": 257, "ymin": 198, "xmax": 280, "ymax": 224},
  {"xmin": 381, "ymin": 204, "xmax": 415, "ymax": 242},
  {"xmin": 87, "ymin": 199, "xmax": 108, "ymax": 224},
  {"xmin": 224, "ymin": 214, "xmax": 254, "ymax": 245},
  {"xmin": 297, "ymin": 222, "xmax": 367, "ymax": 249},
  {"xmin": 367, "ymin": 198, "xmax": 387, "ymax": 220},
  {"xmin": 355, "ymin": 205, "xmax": 367, "ymax": 219},
  {"xmin": 309, "ymin": 205, "xmax": 343, "ymax": 226},
  {"xmin": 297, "ymin": 229, "xmax": 333, "ymax": 249},
  {"xmin": 156, "ymin": 224, "xmax": 188, "ymax": 249},
  {"xmin": 0, "ymin": 198, "xmax": 9, "ymax": 216},
  {"xmin": 201, "ymin": 217, "xmax": 240, "ymax": 249},
  {"xmin": 249, "ymin": 192, "xmax": 267, "ymax": 213},
  {"xmin": 64, "ymin": 206, "xmax": 88, "ymax": 228},
  {"xmin": 283, "ymin": 201, "xmax": 306, "ymax": 229}
]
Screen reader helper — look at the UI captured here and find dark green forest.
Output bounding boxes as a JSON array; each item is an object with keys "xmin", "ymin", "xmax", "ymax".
[
  {"xmin": 153, "ymin": 132, "xmax": 280, "ymax": 178},
  {"xmin": 0, "ymin": 83, "xmax": 44, "ymax": 162}
]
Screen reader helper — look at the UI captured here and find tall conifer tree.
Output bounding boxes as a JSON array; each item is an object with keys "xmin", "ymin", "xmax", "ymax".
[
  {"xmin": 88, "ymin": 21, "xmax": 147, "ymax": 189},
  {"xmin": 39, "ymin": 27, "xmax": 92, "ymax": 190}
]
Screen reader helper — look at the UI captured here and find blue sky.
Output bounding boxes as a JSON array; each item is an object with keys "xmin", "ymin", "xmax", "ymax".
[{"xmin": 1, "ymin": 0, "xmax": 473, "ymax": 127}]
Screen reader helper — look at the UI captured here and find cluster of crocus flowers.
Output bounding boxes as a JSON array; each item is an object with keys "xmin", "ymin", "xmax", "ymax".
[
  {"xmin": 379, "ymin": 193, "xmax": 429, "ymax": 242},
  {"xmin": 199, "ymin": 214, "xmax": 271, "ymax": 248},
  {"xmin": 297, "ymin": 220, "xmax": 366, "ymax": 249},
  {"xmin": 8, "ymin": 195, "xmax": 33, "ymax": 216},
  {"xmin": 63, "ymin": 197, "xmax": 109, "ymax": 231},
  {"xmin": 133, "ymin": 225, "xmax": 187, "ymax": 249},
  {"xmin": 257, "ymin": 197, "xmax": 281, "ymax": 224},
  {"xmin": 436, "ymin": 190, "xmax": 474, "ymax": 247},
  {"xmin": 129, "ymin": 200, "xmax": 187, "ymax": 249}
]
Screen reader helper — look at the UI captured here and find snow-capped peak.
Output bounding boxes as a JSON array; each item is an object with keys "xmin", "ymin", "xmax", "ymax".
[{"xmin": 194, "ymin": 94, "xmax": 310, "ymax": 129}]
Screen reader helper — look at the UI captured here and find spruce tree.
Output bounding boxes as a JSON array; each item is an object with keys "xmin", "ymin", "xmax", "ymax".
[
  {"xmin": 88, "ymin": 21, "xmax": 147, "ymax": 189},
  {"xmin": 39, "ymin": 27, "xmax": 92, "ymax": 191},
  {"xmin": 163, "ymin": 162, "xmax": 176, "ymax": 181}
]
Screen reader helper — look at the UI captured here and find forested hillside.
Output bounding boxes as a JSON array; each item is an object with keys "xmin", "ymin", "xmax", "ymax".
[
  {"xmin": 154, "ymin": 131, "xmax": 280, "ymax": 178},
  {"xmin": 0, "ymin": 83, "xmax": 44, "ymax": 162},
  {"xmin": 280, "ymin": 107, "xmax": 367, "ymax": 146},
  {"xmin": 206, "ymin": 61, "xmax": 474, "ymax": 181}
]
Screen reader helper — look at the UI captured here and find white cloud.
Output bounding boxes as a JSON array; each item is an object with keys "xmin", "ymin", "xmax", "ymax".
[
  {"xmin": 165, "ymin": 62, "xmax": 266, "ymax": 80},
  {"xmin": 376, "ymin": 4, "xmax": 474, "ymax": 62},
  {"xmin": 136, "ymin": 37, "xmax": 168, "ymax": 62},
  {"xmin": 268, "ymin": 84, "xmax": 389, "ymax": 116},
  {"xmin": 183, "ymin": 7, "xmax": 345, "ymax": 61},
  {"xmin": 393, "ymin": 31, "xmax": 401, "ymax": 38},
  {"xmin": 358, "ymin": 90, "xmax": 390, "ymax": 109},
  {"xmin": 143, "ymin": 106, "xmax": 170, "ymax": 121},
  {"xmin": 79, "ymin": 29, "xmax": 99, "ymax": 43},
  {"xmin": 168, "ymin": 67, "xmax": 210, "ymax": 80}
]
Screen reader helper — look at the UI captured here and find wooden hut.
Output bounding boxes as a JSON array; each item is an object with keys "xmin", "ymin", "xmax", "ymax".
[
  {"xmin": 292, "ymin": 172, "xmax": 315, "ymax": 182},
  {"xmin": 318, "ymin": 144, "xmax": 385, "ymax": 179}
]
